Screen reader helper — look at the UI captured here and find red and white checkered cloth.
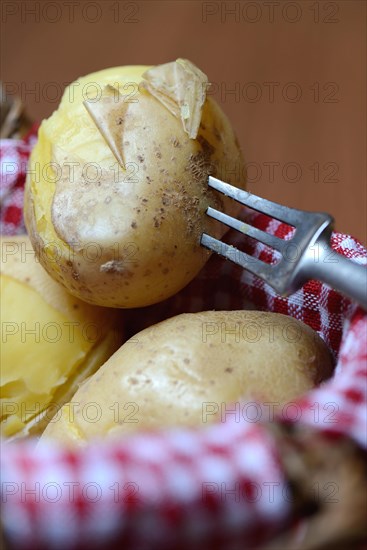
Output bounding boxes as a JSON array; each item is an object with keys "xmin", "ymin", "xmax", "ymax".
[
  {"xmin": 1, "ymin": 130, "xmax": 366, "ymax": 549},
  {"xmin": 0, "ymin": 130, "xmax": 38, "ymax": 236}
]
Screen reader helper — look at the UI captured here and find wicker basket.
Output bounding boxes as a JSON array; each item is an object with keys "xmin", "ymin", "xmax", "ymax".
[{"xmin": 0, "ymin": 96, "xmax": 366, "ymax": 550}]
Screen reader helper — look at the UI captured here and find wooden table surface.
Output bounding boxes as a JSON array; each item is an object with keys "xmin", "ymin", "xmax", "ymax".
[{"xmin": 2, "ymin": 0, "xmax": 366, "ymax": 242}]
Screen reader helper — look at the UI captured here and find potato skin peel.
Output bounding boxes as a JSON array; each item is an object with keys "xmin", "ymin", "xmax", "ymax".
[
  {"xmin": 40, "ymin": 311, "xmax": 333, "ymax": 447},
  {"xmin": 24, "ymin": 63, "xmax": 245, "ymax": 308}
]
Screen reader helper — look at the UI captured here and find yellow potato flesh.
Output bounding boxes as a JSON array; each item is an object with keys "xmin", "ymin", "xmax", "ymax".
[
  {"xmin": 0, "ymin": 235, "xmax": 122, "ymax": 439},
  {"xmin": 28, "ymin": 67, "xmax": 143, "ymax": 296},
  {"xmin": 28, "ymin": 67, "xmax": 148, "ymax": 273},
  {"xmin": 1, "ymin": 275, "xmax": 90, "ymax": 437}
]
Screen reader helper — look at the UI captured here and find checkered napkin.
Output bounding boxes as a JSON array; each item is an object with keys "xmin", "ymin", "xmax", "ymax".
[
  {"xmin": 0, "ymin": 130, "xmax": 38, "ymax": 236},
  {"xmin": 1, "ymin": 131, "xmax": 366, "ymax": 549}
]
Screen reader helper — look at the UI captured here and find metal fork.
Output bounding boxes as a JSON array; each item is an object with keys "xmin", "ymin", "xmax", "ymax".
[{"xmin": 201, "ymin": 176, "xmax": 367, "ymax": 310}]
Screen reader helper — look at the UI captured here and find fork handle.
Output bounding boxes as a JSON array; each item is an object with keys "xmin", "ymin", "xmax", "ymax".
[{"xmin": 303, "ymin": 242, "xmax": 367, "ymax": 310}]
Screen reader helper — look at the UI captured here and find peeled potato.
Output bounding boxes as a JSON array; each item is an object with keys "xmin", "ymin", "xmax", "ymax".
[
  {"xmin": 24, "ymin": 60, "xmax": 245, "ymax": 308},
  {"xmin": 41, "ymin": 311, "xmax": 333, "ymax": 447},
  {"xmin": 0, "ymin": 236, "xmax": 122, "ymax": 439}
]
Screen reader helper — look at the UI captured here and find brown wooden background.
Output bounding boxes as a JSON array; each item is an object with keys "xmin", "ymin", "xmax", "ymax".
[{"xmin": 2, "ymin": 0, "xmax": 366, "ymax": 242}]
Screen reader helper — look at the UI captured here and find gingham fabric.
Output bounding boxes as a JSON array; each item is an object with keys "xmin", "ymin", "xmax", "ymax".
[
  {"xmin": 1, "ymin": 131, "xmax": 366, "ymax": 549},
  {"xmin": 0, "ymin": 129, "xmax": 38, "ymax": 236}
]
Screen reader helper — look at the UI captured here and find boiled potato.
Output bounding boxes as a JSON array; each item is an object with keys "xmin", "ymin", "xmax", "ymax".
[
  {"xmin": 24, "ymin": 60, "xmax": 245, "ymax": 308},
  {"xmin": 0, "ymin": 236, "xmax": 122, "ymax": 439},
  {"xmin": 41, "ymin": 311, "xmax": 333, "ymax": 447}
]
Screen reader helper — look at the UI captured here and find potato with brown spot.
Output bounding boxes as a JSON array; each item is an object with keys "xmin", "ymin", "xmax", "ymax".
[
  {"xmin": 24, "ymin": 61, "xmax": 245, "ymax": 308},
  {"xmin": 40, "ymin": 311, "xmax": 333, "ymax": 447}
]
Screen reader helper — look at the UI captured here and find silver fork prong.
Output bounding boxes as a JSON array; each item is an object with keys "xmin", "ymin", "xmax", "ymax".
[
  {"xmin": 204, "ymin": 176, "xmax": 367, "ymax": 309},
  {"xmin": 209, "ymin": 176, "xmax": 302, "ymax": 226},
  {"xmin": 201, "ymin": 233, "xmax": 274, "ymax": 282},
  {"xmin": 207, "ymin": 206, "xmax": 286, "ymax": 253}
]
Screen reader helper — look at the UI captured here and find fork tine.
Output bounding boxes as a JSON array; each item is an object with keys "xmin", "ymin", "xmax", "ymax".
[
  {"xmin": 201, "ymin": 233, "xmax": 274, "ymax": 281},
  {"xmin": 206, "ymin": 206, "xmax": 286, "ymax": 253},
  {"xmin": 209, "ymin": 176, "xmax": 302, "ymax": 226}
]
